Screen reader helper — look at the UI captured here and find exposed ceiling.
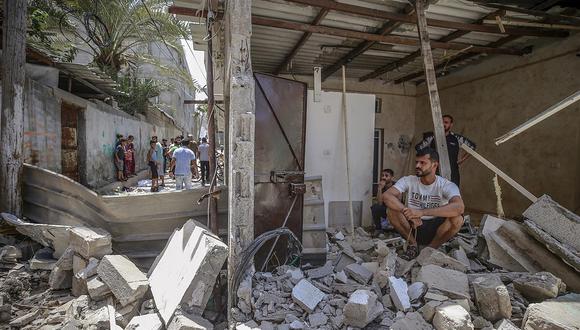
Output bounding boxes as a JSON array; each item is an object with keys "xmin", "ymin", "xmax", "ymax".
[{"xmin": 171, "ymin": 0, "xmax": 580, "ymax": 85}]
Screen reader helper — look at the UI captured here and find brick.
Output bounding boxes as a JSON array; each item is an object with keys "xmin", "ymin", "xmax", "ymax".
[
  {"xmin": 69, "ymin": 227, "xmax": 112, "ymax": 259},
  {"xmin": 343, "ymin": 289, "xmax": 383, "ymax": 328},
  {"xmin": 388, "ymin": 276, "xmax": 411, "ymax": 312},
  {"xmin": 97, "ymin": 255, "xmax": 148, "ymax": 306},
  {"xmin": 149, "ymin": 220, "xmax": 228, "ymax": 324},
  {"xmin": 433, "ymin": 302, "xmax": 474, "ymax": 330},
  {"xmin": 345, "ymin": 263, "xmax": 373, "ymax": 284},
  {"xmin": 472, "ymin": 275, "xmax": 512, "ymax": 322},
  {"xmin": 291, "ymin": 279, "xmax": 325, "ymax": 313},
  {"xmin": 416, "ymin": 264, "xmax": 470, "ymax": 299}
]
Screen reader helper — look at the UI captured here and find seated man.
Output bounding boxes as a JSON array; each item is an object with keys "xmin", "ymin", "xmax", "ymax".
[
  {"xmin": 371, "ymin": 168, "xmax": 395, "ymax": 231},
  {"xmin": 383, "ymin": 148, "xmax": 465, "ymax": 260}
]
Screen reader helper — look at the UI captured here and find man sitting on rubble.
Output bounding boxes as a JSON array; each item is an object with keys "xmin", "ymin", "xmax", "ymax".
[
  {"xmin": 383, "ymin": 148, "xmax": 465, "ymax": 260},
  {"xmin": 371, "ymin": 168, "xmax": 395, "ymax": 233}
]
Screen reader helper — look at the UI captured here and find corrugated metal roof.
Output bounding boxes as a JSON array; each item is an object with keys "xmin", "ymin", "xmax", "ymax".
[
  {"xmin": 56, "ymin": 63, "xmax": 123, "ymax": 95},
  {"xmin": 174, "ymin": 0, "xmax": 574, "ymax": 84}
]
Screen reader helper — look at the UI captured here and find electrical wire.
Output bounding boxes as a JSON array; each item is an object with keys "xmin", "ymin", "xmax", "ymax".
[{"xmin": 231, "ymin": 228, "xmax": 302, "ymax": 307}]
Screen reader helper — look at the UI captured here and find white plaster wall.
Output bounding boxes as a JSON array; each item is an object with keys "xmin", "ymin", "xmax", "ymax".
[{"xmin": 304, "ymin": 90, "xmax": 376, "ymax": 227}]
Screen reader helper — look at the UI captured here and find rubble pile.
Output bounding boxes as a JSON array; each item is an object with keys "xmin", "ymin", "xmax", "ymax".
[
  {"xmin": 0, "ymin": 214, "xmax": 226, "ymax": 330},
  {"xmin": 233, "ymin": 220, "xmax": 580, "ymax": 330}
]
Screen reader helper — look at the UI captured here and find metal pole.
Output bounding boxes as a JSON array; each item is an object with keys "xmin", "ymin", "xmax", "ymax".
[{"xmin": 207, "ymin": 18, "xmax": 220, "ymax": 236}]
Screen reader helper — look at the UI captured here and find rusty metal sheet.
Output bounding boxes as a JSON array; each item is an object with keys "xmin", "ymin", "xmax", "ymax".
[{"xmin": 253, "ymin": 73, "xmax": 307, "ymax": 269}]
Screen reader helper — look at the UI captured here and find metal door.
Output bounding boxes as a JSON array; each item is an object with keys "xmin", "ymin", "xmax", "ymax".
[
  {"xmin": 254, "ymin": 73, "xmax": 307, "ymax": 269},
  {"xmin": 61, "ymin": 103, "xmax": 80, "ymax": 182}
]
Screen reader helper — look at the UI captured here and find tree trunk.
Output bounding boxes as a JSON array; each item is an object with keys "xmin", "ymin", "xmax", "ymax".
[{"xmin": 0, "ymin": 0, "xmax": 27, "ymax": 216}]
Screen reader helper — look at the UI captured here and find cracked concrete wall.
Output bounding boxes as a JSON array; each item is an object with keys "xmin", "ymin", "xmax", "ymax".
[{"xmin": 414, "ymin": 34, "xmax": 580, "ymax": 218}]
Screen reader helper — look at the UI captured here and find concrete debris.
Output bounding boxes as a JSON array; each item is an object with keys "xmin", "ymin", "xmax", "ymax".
[
  {"xmin": 408, "ymin": 281, "xmax": 427, "ymax": 302},
  {"xmin": 452, "ymin": 246, "xmax": 471, "ymax": 270},
  {"xmin": 49, "ymin": 246, "xmax": 74, "ymax": 290},
  {"xmin": 390, "ymin": 311, "xmax": 433, "ymax": 330},
  {"xmin": 126, "ymin": 313, "xmax": 163, "ymax": 330},
  {"xmin": 87, "ymin": 276, "xmax": 112, "ymax": 301},
  {"xmin": 522, "ymin": 293, "xmax": 580, "ymax": 329},
  {"xmin": 494, "ymin": 318, "xmax": 520, "ymax": 330},
  {"xmin": 291, "ymin": 279, "xmax": 325, "ymax": 313},
  {"xmin": 334, "ymin": 231, "xmax": 345, "ymax": 241},
  {"xmin": 1, "ymin": 212, "xmax": 71, "ymax": 258},
  {"xmin": 418, "ymin": 300, "xmax": 442, "ymax": 322},
  {"xmin": 69, "ymin": 227, "xmax": 113, "ymax": 259},
  {"xmin": 433, "ymin": 302, "xmax": 474, "ymax": 330},
  {"xmin": 523, "ymin": 219, "xmax": 580, "ymax": 272},
  {"xmin": 344, "ymin": 263, "xmax": 373, "ymax": 284},
  {"xmin": 417, "ymin": 247, "xmax": 468, "ymax": 272},
  {"xmin": 512, "ymin": 271, "xmax": 562, "ymax": 302},
  {"xmin": 343, "ymin": 289, "xmax": 383, "ymax": 328},
  {"xmin": 167, "ymin": 310, "xmax": 214, "ymax": 330},
  {"xmin": 472, "ymin": 275, "xmax": 512, "ymax": 322},
  {"xmin": 30, "ymin": 247, "xmax": 57, "ymax": 270},
  {"xmin": 97, "ymin": 255, "xmax": 149, "ymax": 306},
  {"xmin": 389, "ymin": 276, "xmax": 411, "ymax": 312},
  {"xmin": 148, "ymin": 220, "xmax": 228, "ymax": 324},
  {"xmin": 523, "ymin": 194, "xmax": 580, "ymax": 252},
  {"xmin": 305, "ymin": 261, "xmax": 334, "ymax": 279},
  {"xmin": 416, "ymin": 264, "xmax": 470, "ymax": 299},
  {"xmin": 334, "ymin": 270, "xmax": 347, "ymax": 284},
  {"xmin": 307, "ymin": 312, "xmax": 328, "ymax": 327}
]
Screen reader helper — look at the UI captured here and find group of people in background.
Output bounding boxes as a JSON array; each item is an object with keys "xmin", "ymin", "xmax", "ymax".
[
  {"xmin": 114, "ymin": 134, "xmax": 136, "ymax": 182},
  {"xmin": 114, "ymin": 133, "xmax": 211, "ymax": 192}
]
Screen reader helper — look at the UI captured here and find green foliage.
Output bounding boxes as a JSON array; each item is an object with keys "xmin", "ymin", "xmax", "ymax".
[
  {"xmin": 116, "ymin": 77, "xmax": 170, "ymax": 115},
  {"xmin": 27, "ymin": 0, "xmax": 77, "ymax": 61}
]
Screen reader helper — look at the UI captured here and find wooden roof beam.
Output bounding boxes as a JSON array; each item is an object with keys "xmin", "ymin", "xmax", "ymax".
[
  {"xmin": 320, "ymin": 4, "xmax": 414, "ymax": 81},
  {"xmin": 359, "ymin": 10, "xmax": 505, "ymax": 82},
  {"xmin": 251, "ymin": 16, "xmax": 528, "ymax": 56},
  {"xmin": 274, "ymin": 8, "xmax": 330, "ymax": 75},
  {"xmin": 283, "ymin": 0, "xmax": 570, "ymax": 38}
]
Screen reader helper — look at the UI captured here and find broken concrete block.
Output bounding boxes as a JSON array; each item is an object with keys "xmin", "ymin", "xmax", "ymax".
[
  {"xmin": 375, "ymin": 240, "xmax": 389, "ymax": 257},
  {"xmin": 69, "ymin": 227, "xmax": 112, "ymax": 259},
  {"xmin": 472, "ymin": 315, "xmax": 492, "ymax": 329},
  {"xmin": 334, "ymin": 270, "xmax": 347, "ymax": 284},
  {"xmin": 97, "ymin": 255, "xmax": 149, "ymax": 306},
  {"xmin": 382, "ymin": 250, "xmax": 397, "ymax": 277},
  {"xmin": 452, "ymin": 247, "xmax": 471, "ymax": 270},
  {"xmin": 305, "ymin": 261, "xmax": 333, "ymax": 279},
  {"xmin": 523, "ymin": 195, "xmax": 580, "ymax": 252},
  {"xmin": 167, "ymin": 310, "xmax": 214, "ymax": 330},
  {"xmin": 345, "ymin": 263, "xmax": 373, "ymax": 284},
  {"xmin": 416, "ymin": 247, "xmax": 468, "ymax": 272},
  {"xmin": 522, "ymin": 293, "xmax": 580, "ymax": 330},
  {"xmin": 87, "ymin": 277, "xmax": 112, "ymax": 301},
  {"xmin": 71, "ymin": 273, "xmax": 88, "ymax": 297},
  {"xmin": 334, "ymin": 231, "xmax": 345, "ymax": 241},
  {"xmin": 30, "ymin": 247, "xmax": 57, "ymax": 270},
  {"xmin": 333, "ymin": 251, "xmax": 358, "ymax": 272},
  {"xmin": 362, "ymin": 261, "xmax": 379, "ymax": 274},
  {"xmin": 148, "ymin": 220, "xmax": 228, "ymax": 324},
  {"xmin": 352, "ymin": 239, "xmax": 374, "ymax": 252},
  {"xmin": 424, "ymin": 290, "xmax": 450, "ymax": 302},
  {"xmin": 523, "ymin": 219, "xmax": 580, "ymax": 272},
  {"xmin": 49, "ymin": 247, "xmax": 74, "ymax": 290},
  {"xmin": 374, "ymin": 270, "xmax": 390, "ymax": 288},
  {"xmin": 433, "ymin": 303, "xmax": 474, "ymax": 330},
  {"xmin": 285, "ymin": 268, "xmax": 304, "ymax": 284},
  {"xmin": 292, "ymin": 279, "xmax": 325, "ymax": 313},
  {"xmin": 408, "ymin": 282, "xmax": 427, "ymax": 302},
  {"xmin": 288, "ymin": 320, "xmax": 304, "ymax": 330},
  {"xmin": 389, "ymin": 276, "xmax": 411, "ymax": 312},
  {"xmin": 382, "ymin": 294, "xmax": 394, "ymax": 309},
  {"xmin": 9, "ymin": 309, "xmax": 41, "ymax": 328},
  {"xmin": 472, "ymin": 275, "xmax": 512, "ymax": 322},
  {"xmin": 73, "ymin": 254, "xmax": 88, "ymax": 274},
  {"xmin": 343, "ymin": 289, "xmax": 383, "ymax": 328},
  {"xmin": 390, "ymin": 312, "xmax": 433, "ymax": 330},
  {"xmin": 494, "ymin": 318, "xmax": 519, "ymax": 330},
  {"xmin": 513, "ymin": 272, "xmax": 562, "ymax": 302},
  {"xmin": 126, "ymin": 313, "xmax": 163, "ymax": 330},
  {"xmin": 1, "ymin": 212, "xmax": 71, "ymax": 258},
  {"xmin": 82, "ymin": 305, "xmax": 116, "ymax": 329},
  {"xmin": 308, "ymin": 312, "xmax": 328, "ymax": 327},
  {"xmin": 416, "ymin": 264, "xmax": 470, "ymax": 299},
  {"xmin": 418, "ymin": 300, "xmax": 442, "ymax": 322}
]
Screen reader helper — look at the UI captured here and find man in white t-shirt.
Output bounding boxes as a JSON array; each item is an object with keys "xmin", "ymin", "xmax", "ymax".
[{"xmin": 383, "ymin": 148, "xmax": 465, "ymax": 260}]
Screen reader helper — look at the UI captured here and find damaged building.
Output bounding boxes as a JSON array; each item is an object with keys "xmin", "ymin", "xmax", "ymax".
[{"xmin": 0, "ymin": 0, "xmax": 579, "ymax": 329}]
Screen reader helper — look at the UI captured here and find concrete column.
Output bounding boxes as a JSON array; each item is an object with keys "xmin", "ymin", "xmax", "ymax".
[{"xmin": 224, "ymin": 0, "xmax": 255, "ymax": 323}]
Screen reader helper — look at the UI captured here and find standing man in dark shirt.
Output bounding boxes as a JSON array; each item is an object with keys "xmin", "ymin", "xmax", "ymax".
[
  {"xmin": 415, "ymin": 115, "xmax": 476, "ymax": 186},
  {"xmin": 371, "ymin": 168, "xmax": 395, "ymax": 232}
]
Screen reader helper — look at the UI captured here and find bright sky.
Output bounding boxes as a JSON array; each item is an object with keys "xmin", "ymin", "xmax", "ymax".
[{"xmin": 181, "ymin": 39, "xmax": 207, "ymax": 100}]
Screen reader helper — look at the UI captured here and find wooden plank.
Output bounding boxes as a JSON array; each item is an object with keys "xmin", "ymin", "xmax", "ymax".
[
  {"xmin": 460, "ymin": 144, "xmax": 537, "ymax": 203},
  {"xmin": 495, "ymin": 90, "xmax": 580, "ymax": 145},
  {"xmin": 283, "ymin": 0, "xmax": 570, "ymax": 37},
  {"xmin": 415, "ymin": 0, "xmax": 451, "ymax": 180},
  {"xmin": 358, "ymin": 10, "xmax": 505, "ymax": 82},
  {"xmin": 274, "ymin": 8, "xmax": 329, "ymax": 75},
  {"xmin": 251, "ymin": 16, "xmax": 526, "ymax": 55}
]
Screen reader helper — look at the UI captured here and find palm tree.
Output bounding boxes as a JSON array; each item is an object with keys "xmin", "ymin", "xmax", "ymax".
[{"xmin": 57, "ymin": 0, "xmax": 191, "ymax": 80}]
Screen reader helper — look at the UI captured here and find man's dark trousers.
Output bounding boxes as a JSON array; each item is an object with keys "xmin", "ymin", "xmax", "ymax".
[
  {"xmin": 371, "ymin": 203, "xmax": 387, "ymax": 230},
  {"xmin": 200, "ymin": 160, "xmax": 210, "ymax": 184}
]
